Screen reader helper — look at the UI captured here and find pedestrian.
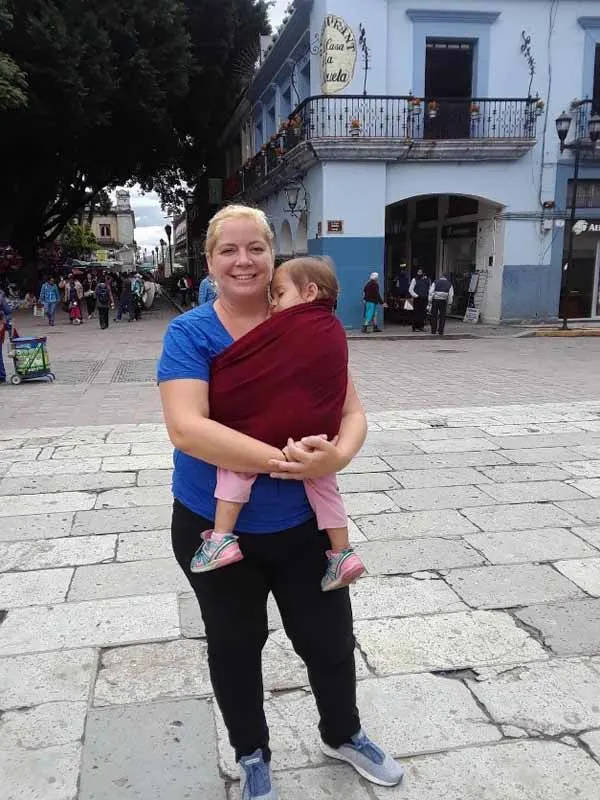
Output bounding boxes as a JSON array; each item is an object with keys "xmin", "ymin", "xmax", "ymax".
[
  {"xmin": 409, "ymin": 269, "xmax": 430, "ymax": 332},
  {"xmin": 115, "ymin": 275, "xmax": 131, "ymax": 322},
  {"xmin": 198, "ymin": 272, "xmax": 218, "ymax": 304},
  {"xmin": 67, "ymin": 279, "xmax": 83, "ymax": 325},
  {"xmin": 361, "ymin": 271, "xmax": 385, "ymax": 333},
  {"xmin": 83, "ymin": 273, "xmax": 97, "ymax": 319},
  {"xmin": 0, "ymin": 287, "xmax": 12, "ymax": 384},
  {"xmin": 38, "ymin": 276, "xmax": 60, "ymax": 326},
  {"xmin": 429, "ymin": 273, "xmax": 454, "ymax": 337},
  {"xmin": 131, "ymin": 273, "xmax": 144, "ymax": 321},
  {"xmin": 177, "ymin": 273, "xmax": 189, "ymax": 306},
  {"xmin": 94, "ymin": 276, "xmax": 114, "ymax": 329},
  {"xmin": 158, "ymin": 205, "xmax": 403, "ymax": 800}
]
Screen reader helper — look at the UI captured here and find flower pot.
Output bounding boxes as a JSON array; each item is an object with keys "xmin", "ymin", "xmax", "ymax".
[
  {"xmin": 350, "ymin": 128, "xmax": 360, "ymax": 137},
  {"xmin": 428, "ymin": 110, "xmax": 438, "ymax": 120}
]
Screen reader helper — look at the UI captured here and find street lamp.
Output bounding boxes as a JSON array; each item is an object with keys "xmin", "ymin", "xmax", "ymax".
[
  {"xmin": 164, "ymin": 224, "xmax": 174, "ymax": 276},
  {"xmin": 159, "ymin": 238, "xmax": 166, "ymax": 267},
  {"xmin": 556, "ymin": 109, "xmax": 600, "ymax": 329}
]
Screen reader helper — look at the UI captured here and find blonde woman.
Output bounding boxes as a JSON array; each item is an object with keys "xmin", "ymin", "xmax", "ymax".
[{"xmin": 158, "ymin": 205, "xmax": 403, "ymax": 799}]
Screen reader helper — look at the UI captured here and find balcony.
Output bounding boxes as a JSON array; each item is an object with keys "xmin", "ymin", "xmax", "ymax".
[{"xmin": 225, "ymin": 95, "xmax": 541, "ymax": 200}]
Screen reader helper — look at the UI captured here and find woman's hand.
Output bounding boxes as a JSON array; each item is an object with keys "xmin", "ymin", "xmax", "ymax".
[{"xmin": 268, "ymin": 435, "xmax": 342, "ymax": 480}]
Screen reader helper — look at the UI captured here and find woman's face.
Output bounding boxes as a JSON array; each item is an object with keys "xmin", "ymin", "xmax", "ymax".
[{"xmin": 207, "ymin": 219, "xmax": 273, "ymax": 301}]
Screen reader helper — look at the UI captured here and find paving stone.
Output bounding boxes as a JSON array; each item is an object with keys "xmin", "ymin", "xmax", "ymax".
[
  {"xmin": 343, "ymin": 492, "xmax": 399, "ymax": 516},
  {"xmin": 71, "ymin": 505, "xmax": 172, "ymax": 535},
  {"xmin": 215, "ymin": 673, "xmax": 501, "ymax": 777},
  {"xmin": 383, "ymin": 452, "xmax": 510, "ymax": 470},
  {"xmin": 68, "ymin": 557, "xmax": 189, "ymax": 601},
  {"xmin": 557, "ymin": 498, "xmax": 600, "ymax": 524},
  {"xmin": 464, "ymin": 528, "xmax": 598, "ymax": 564},
  {"xmin": 102, "ymin": 454, "xmax": 174, "ymax": 471},
  {"xmin": 130, "ymin": 441, "xmax": 176, "ymax": 455},
  {"xmin": 137, "ymin": 469, "xmax": 173, "ymax": 486},
  {"xmin": 0, "ymin": 701, "xmax": 86, "ymax": 749},
  {"xmin": 391, "ymin": 467, "xmax": 492, "ymax": 489},
  {"xmin": 0, "ymin": 470, "xmax": 136, "ymax": 496},
  {"xmin": 479, "ymin": 480, "xmax": 588, "ymax": 504},
  {"xmin": 7, "ymin": 457, "xmax": 102, "ymax": 476},
  {"xmin": 0, "ymin": 535, "xmax": 116, "ymax": 571},
  {"xmin": 337, "ymin": 472, "xmax": 399, "ymax": 493},
  {"xmin": 341, "ymin": 457, "xmax": 391, "ymax": 474},
  {"xmin": 515, "ymin": 600, "xmax": 600, "ymax": 655},
  {"xmin": 371, "ymin": 740, "xmax": 600, "ymax": 800},
  {"xmin": 232, "ymin": 765, "xmax": 371, "ymax": 800},
  {"xmin": 478, "ymin": 464, "xmax": 573, "ymax": 483},
  {"xmin": 79, "ymin": 700, "xmax": 225, "ymax": 800},
  {"xmin": 504, "ymin": 447, "xmax": 582, "ymax": 464},
  {"xmin": 445, "ymin": 564, "xmax": 585, "ymax": 608},
  {"xmin": 178, "ymin": 593, "xmax": 206, "ymax": 638},
  {"xmin": 571, "ymin": 444, "xmax": 600, "ymax": 459},
  {"xmin": 572, "ymin": 526, "xmax": 600, "ymax": 549},
  {"xmin": 347, "ymin": 518, "xmax": 367, "ymax": 542},
  {"xmin": 105, "ymin": 430, "xmax": 173, "ymax": 444},
  {"xmin": 350, "ymin": 576, "xmax": 467, "ymax": 619},
  {"xmin": 356, "ymin": 538, "xmax": 484, "ymax": 575},
  {"xmin": 94, "ymin": 485, "xmax": 172, "ymax": 509},
  {"xmin": 116, "ymin": 529, "xmax": 172, "ymax": 561},
  {"xmin": 559, "ymin": 460, "xmax": 600, "ymax": 477},
  {"xmin": 52, "ymin": 443, "xmax": 131, "ymax": 459},
  {"xmin": 554, "ymin": 558, "xmax": 600, "ymax": 596},
  {"xmin": 386, "ymin": 485, "xmax": 493, "ymax": 511},
  {"xmin": 0, "ymin": 447, "xmax": 42, "ymax": 462},
  {"xmin": 580, "ymin": 730, "xmax": 600, "ymax": 760},
  {"xmin": 0, "ymin": 742, "xmax": 81, "ymax": 800},
  {"xmin": 468, "ymin": 659, "xmax": 600, "ymax": 735},
  {"xmin": 462, "ymin": 502, "xmax": 582, "ymax": 532},
  {"xmin": 0, "ymin": 649, "xmax": 97, "ymax": 708},
  {"xmin": 489, "ymin": 433, "xmax": 594, "ymax": 450},
  {"xmin": 0, "ymin": 594, "xmax": 179, "ymax": 655},
  {"xmin": 569, "ymin": 479, "xmax": 600, "ymax": 497},
  {"xmin": 0, "ymin": 490, "xmax": 96, "ymax": 517},
  {"xmin": 94, "ymin": 639, "xmax": 213, "ymax": 705},
  {"xmin": 416, "ymin": 438, "xmax": 500, "ymax": 454},
  {"xmin": 354, "ymin": 611, "xmax": 546, "ymax": 675},
  {"xmin": 354, "ymin": 509, "xmax": 478, "ymax": 540},
  {"xmin": 0, "ymin": 512, "xmax": 74, "ymax": 541},
  {"xmin": 369, "ymin": 418, "xmax": 431, "ymax": 431},
  {"xmin": 0, "ymin": 567, "xmax": 72, "ymax": 608}
]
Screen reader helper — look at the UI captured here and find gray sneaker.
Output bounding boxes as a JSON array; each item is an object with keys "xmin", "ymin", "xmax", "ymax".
[
  {"xmin": 239, "ymin": 749, "xmax": 279, "ymax": 800},
  {"xmin": 320, "ymin": 729, "xmax": 404, "ymax": 787}
]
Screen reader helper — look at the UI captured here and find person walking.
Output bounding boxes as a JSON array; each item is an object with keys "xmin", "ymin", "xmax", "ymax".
[
  {"xmin": 198, "ymin": 273, "xmax": 218, "ymax": 304},
  {"xmin": 83, "ymin": 273, "xmax": 97, "ymax": 320},
  {"xmin": 158, "ymin": 205, "xmax": 403, "ymax": 800},
  {"xmin": 177, "ymin": 273, "xmax": 190, "ymax": 307},
  {"xmin": 115, "ymin": 275, "xmax": 132, "ymax": 322},
  {"xmin": 38, "ymin": 276, "xmax": 60, "ymax": 327},
  {"xmin": 0, "ymin": 287, "xmax": 12, "ymax": 384},
  {"xmin": 362, "ymin": 272, "xmax": 385, "ymax": 333},
  {"xmin": 94, "ymin": 276, "xmax": 114, "ymax": 329},
  {"xmin": 429, "ymin": 274, "xmax": 454, "ymax": 336},
  {"xmin": 409, "ymin": 269, "xmax": 430, "ymax": 332}
]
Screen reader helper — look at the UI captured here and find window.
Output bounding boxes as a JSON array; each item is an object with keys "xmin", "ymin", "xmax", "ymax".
[
  {"xmin": 594, "ymin": 44, "xmax": 600, "ymax": 112},
  {"xmin": 99, "ymin": 224, "xmax": 111, "ymax": 238},
  {"xmin": 567, "ymin": 180, "xmax": 600, "ymax": 208}
]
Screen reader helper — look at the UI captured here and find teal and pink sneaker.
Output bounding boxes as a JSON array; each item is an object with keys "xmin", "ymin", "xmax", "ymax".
[
  {"xmin": 321, "ymin": 547, "xmax": 366, "ymax": 592},
  {"xmin": 190, "ymin": 531, "xmax": 244, "ymax": 573}
]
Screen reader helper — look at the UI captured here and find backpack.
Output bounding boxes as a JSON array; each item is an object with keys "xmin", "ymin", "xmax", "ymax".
[{"xmin": 96, "ymin": 285, "xmax": 110, "ymax": 305}]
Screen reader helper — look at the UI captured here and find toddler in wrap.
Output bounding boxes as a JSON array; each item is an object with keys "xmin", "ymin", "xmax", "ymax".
[{"xmin": 190, "ymin": 257, "xmax": 366, "ymax": 591}]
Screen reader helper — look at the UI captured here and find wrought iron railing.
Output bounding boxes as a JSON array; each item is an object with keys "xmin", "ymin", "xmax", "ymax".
[
  {"xmin": 225, "ymin": 95, "xmax": 539, "ymax": 199},
  {"xmin": 574, "ymin": 99, "xmax": 596, "ymax": 141}
]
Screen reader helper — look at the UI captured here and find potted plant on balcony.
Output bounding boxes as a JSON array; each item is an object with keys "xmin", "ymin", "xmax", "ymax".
[
  {"xmin": 288, "ymin": 115, "xmax": 303, "ymax": 136},
  {"xmin": 407, "ymin": 95, "xmax": 422, "ymax": 114},
  {"xmin": 427, "ymin": 100, "xmax": 439, "ymax": 120},
  {"xmin": 470, "ymin": 102, "xmax": 480, "ymax": 120},
  {"xmin": 534, "ymin": 98, "xmax": 545, "ymax": 116},
  {"xmin": 349, "ymin": 118, "xmax": 361, "ymax": 137}
]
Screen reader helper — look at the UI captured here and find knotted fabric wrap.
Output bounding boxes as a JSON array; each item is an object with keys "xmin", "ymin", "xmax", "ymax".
[{"xmin": 209, "ymin": 300, "xmax": 348, "ymax": 449}]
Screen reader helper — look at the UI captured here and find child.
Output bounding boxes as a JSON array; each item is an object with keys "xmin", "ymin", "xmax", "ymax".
[{"xmin": 190, "ymin": 258, "xmax": 366, "ymax": 592}]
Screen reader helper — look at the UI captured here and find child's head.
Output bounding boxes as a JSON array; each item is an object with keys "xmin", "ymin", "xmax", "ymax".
[{"xmin": 270, "ymin": 257, "xmax": 339, "ymax": 312}]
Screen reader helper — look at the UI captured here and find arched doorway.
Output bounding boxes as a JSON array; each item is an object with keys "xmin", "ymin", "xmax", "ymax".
[
  {"xmin": 280, "ymin": 219, "xmax": 293, "ymax": 256},
  {"xmin": 294, "ymin": 212, "xmax": 308, "ymax": 255},
  {"xmin": 385, "ymin": 194, "xmax": 503, "ymax": 318}
]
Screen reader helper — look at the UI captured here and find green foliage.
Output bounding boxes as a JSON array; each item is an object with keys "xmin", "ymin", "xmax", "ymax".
[
  {"xmin": 0, "ymin": 0, "xmax": 27, "ymax": 109},
  {"xmin": 60, "ymin": 222, "xmax": 97, "ymax": 258}
]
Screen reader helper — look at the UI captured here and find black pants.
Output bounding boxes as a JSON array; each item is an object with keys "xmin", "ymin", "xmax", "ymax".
[
  {"xmin": 171, "ymin": 500, "xmax": 360, "ymax": 762},
  {"xmin": 412, "ymin": 296, "xmax": 428, "ymax": 330},
  {"xmin": 98, "ymin": 307, "xmax": 109, "ymax": 329},
  {"xmin": 430, "ymin": 299, "xmax": 448, "ymax": 335}
]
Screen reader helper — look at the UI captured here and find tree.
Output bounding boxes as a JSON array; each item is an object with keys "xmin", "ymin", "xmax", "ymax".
[
  {"xmin": 60, "ymin": 222, "xmax": 97, "ymax": 259},
  {"xmin": 0, "ymin": 0, "xmax": 27, "ymax": 110}
]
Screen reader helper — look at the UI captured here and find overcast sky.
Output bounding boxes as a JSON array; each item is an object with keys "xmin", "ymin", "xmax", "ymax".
[{"xmin": 130, "ymin": 2, "xmax": 287, "ymax": 253}]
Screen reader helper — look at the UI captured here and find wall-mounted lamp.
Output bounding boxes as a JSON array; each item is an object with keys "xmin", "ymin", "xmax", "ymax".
[{"xmin": 284, "ymin": 182, "xmax": 307, "ymax": 217}]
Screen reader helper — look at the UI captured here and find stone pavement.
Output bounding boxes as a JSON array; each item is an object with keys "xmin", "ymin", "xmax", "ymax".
[{"xmin": 2, "ymin": 401, "xmax": 600, "ymax": 798}]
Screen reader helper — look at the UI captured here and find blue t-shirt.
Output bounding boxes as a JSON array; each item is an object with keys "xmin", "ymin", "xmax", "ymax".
[{"xmin": 157, "ymin": 303, "xmax": 313, "ymax": 533}]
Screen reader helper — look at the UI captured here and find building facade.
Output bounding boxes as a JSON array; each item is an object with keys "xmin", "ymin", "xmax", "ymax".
[
  {"xmin": 89, "ymin": 190, "xmax": 137, "ymax": 267},
  {"xmin": 220, "ymin": 0, "xmax": 600, "ymax": 328}
]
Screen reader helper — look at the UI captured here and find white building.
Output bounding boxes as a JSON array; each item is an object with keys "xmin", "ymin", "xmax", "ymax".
[
  {"xmin": 220, "ymin": 0, "xmax": 600, "ymax": 328},
  {"xmin": 89, "ymin": 190, "xmax": 137, "ymax": 268}
]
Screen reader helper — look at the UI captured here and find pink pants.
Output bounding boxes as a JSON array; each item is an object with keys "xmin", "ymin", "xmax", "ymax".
[{"xmin": 216, "ymin": 469, "xmax": 347, "ymax": 530}]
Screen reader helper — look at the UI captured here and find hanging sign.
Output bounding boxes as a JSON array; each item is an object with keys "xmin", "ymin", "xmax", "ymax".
[
  {"xmin": 320, "ymin": 15, "xmax": 357, "ymax": 95},
  {"xmin": 573, "ymin": 220, "xmax": 600, "ymax": 237},
  {"xmin": 327, "ymin": 220, "xmax": 344, "ymax": 233}
]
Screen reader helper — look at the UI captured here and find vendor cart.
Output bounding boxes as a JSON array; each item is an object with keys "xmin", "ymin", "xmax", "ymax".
[{"xmin": 7, "ymin": 335, "xmax": 55, "ymax": 385}]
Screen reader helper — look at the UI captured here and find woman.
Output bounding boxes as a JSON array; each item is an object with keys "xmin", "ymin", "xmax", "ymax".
[
  {"xmin": 158, "ymin": 206, "xmax": 403, "ymax": 799},
  {"xmin": 83, "ymin": 272, "xmax": 97, "ymax": 320},
  {"xmin": 39, "ymin": 276, "xmax": 60, "ymax": 326}
]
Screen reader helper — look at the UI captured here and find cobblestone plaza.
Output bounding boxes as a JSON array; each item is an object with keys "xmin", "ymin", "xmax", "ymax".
[{"xmin": 1, "ymin": 303, "xmax": 600, "ymax": 798}]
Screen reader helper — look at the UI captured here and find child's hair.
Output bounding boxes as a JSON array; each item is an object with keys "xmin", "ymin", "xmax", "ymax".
[
  {"xmin": 277, "ymin": 257, "xmax": 339, "ymax": 303},
  {"xmin": 204, "ymin": 204, "xmax": 274, "ymax": 256}
]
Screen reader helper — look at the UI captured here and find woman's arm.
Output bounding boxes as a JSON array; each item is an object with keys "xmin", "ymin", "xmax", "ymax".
[{"xmin": 160, "ymin": 379, "xmax": 285, "ymax": 473}]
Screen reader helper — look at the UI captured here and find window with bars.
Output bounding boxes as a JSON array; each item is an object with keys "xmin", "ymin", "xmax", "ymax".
[
  {"xmin": 567, "ymin": 180, "xmax": 600, "ymax": 208},
  {"xmin": 99, "ymin": 224, "xmax": 112, "ymax": 238}
]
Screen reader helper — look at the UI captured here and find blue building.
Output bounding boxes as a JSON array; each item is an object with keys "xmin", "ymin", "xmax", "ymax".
[{"xmin": 220, "ymin": 0, "xmax": 600, "ymax": 327}]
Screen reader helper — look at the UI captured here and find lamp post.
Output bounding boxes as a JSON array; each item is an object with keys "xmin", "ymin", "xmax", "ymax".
[
  {"xmin": 154, "ymin": 246, "xmax": 159, "ymax": 269},
  {"xmin": 164, "ymin": 224, "xmax": 174, "ymax": 277},
  {"xmin": 556, "ymin": 109, "xmax": 600, "ymax": 329},
  {"xmin": 159, "ymin": 238, "xmax": 166, "ymax": 267}
]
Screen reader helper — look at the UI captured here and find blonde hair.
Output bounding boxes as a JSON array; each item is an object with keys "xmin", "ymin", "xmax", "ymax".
[
  {"xmin": 276, "ymin": 257, "xmax": 339, "ymax": 303},
  {"xmin": 204, "ymin": 204, "xmax": 274, "ymax": 256}
]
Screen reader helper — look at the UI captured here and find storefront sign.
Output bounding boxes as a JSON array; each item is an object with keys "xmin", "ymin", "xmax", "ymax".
[
  {"xmin": 573, "ymin": 220, "xmax": 600, "ymax": 236},
  {"xmin": 327, "ymin": 220, "xmax": 344, "ymax": 233},
  {"xmin": 464, "ymin": 307, "xmax": 480, "ymax": 323},
  {"xmin": 320, "ymin": 15, "xmax": 357, "ymax": 95}
]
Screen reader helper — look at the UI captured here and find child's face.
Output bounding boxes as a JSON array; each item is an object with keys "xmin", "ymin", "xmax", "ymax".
[{"xmin": 270, "ymin": 270, "xmax": 317, "ymax": 312}]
